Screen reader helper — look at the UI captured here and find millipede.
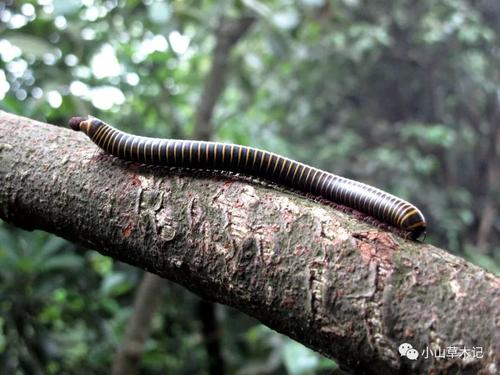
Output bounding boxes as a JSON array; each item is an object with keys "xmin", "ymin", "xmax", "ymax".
[{"xmin": 69, "ymin": 116, "xmax": 427, "ymax": 239}]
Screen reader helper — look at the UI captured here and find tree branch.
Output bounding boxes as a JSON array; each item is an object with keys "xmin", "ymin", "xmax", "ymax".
[
  {"xmin": 194, "ymin": 16, "xmax": 255, "ymax": 140},
  {"xmin": 111, "ymin": 273, "xmax": 165, "ymax": 375},
  {"xmin": 0, "ymin": 111, "xmax": 498, "ymax": 374}
]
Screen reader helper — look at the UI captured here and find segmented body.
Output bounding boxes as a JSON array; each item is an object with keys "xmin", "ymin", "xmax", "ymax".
[{"xmin": 69, "ymin": 116, "xmax": 427, "ymax": 239}]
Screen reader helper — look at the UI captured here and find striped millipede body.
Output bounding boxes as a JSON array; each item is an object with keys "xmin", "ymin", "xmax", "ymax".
[{"xmin": 69, "ymin": 116, "xmax": 427, "ymax": 239}]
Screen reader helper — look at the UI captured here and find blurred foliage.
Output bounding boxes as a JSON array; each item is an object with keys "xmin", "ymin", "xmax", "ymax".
[{"xmin": 0, "ymin": 0, "xmax": 499, "ymax": 373}]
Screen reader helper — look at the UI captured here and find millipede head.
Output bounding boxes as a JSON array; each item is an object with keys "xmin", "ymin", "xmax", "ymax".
[
  {"xmin": 400, "ymin": 208, "xmax": 427, "ymax": 241},
  {"xmin": 69, "ymin": 117, "xmax": 86, "ymax": 131},
  {"xmin": 409, "ymin": 225, "xmax": 427, "ymax": 241},
  {"xmin": 69, "ymin": 116, "xmax": 104, "ymax": 137}
]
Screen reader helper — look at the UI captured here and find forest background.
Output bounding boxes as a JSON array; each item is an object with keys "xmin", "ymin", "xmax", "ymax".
[{"xmin": 0, "ymin": 0, "xmax": 499, "ymax": 373}]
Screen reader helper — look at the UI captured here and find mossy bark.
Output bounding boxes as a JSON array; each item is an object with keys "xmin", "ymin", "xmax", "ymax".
[{"xmin": 0, "ymin": 111, "xmax": 498, "ymax": 374}]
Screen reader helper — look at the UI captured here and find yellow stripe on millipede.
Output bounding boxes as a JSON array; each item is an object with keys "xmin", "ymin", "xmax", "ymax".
[
  {"xmin": 315, "ymin": 173, "xmax": 325, "ymax": 194},
  {"xmin": 309, "ymin": 170, "xmax": 320, "ymax": 190},
  {"xmin": 94, "ymin": 126, "xmax": 111, "ymax": 146},
  {"xmin": 267, "ymin": 154, "xmax": 274, "ymax": 173},
  {"xmin": 325, "ymin": 176, "xmax": 337, "ymax": 198},
  {"xmin": 384, "ymin": 199, "xmax": 399, "ymax": 225},
  {"xmin": 245, "ymin": 147, "xmax": 250, "ymax": 168},
  {"xmin": 91, "ymin": 124, "xmax": 106, "ymax": 143},
  {"xmin": 380, "ymin": 196, "xmax": 395, "ymax": 222},
  {"xmin": 335, "ymin": 180, "xmax": 343, "ymax": 202},
  {"xmin": 128, "ymin": 137, "xmax": 137, "ymax": 160},
  {"xmin": 345, "ymin": 181, "xmax": 355, "ymax": 204},
  {"xmin": 107, "ymin": 132, "xmax": 115, "ymax": 156},
  {"xmin": 117, "ymin": 134, "xmax": 126, "ymax": 158},
  {"xmin": 278, "ymin": 159, "xmax": 287, "ymax": 177},
  {"xmin": 137, "ymin": 139, "xmax": 143, "ymax": 161},
  {"xmin": 111, "ymin": 132, "xmax": 121, "ymax": 155},
  {"xmin": 130, "ymin": 138, "xmax": 139, "ymax": 159},
  {"xmin": 94, "ymin": 126, "xmax": 107, "ymax": 147},
  {"xmin": 290, "ymin": 162, "xmax": 299, "ymax": 182},
  {"xmin": 271, "ymin": 155, "xmax": 280, "ymax": 174},
  {"xmin": 391, "ymin": 201, "xmax": 410, "ymax": 226},
  {"xmin": 283, "ymin": 159, "xmax": 292, "ymax": 179},
  {"xmin": 252, "ymin": 149, "xmax": 258, "ymax": 169},
  {"xmin": 124, "ymin": 137, "xmax": 134, "ymax": 158},
  {"xmin": 133, "ymin": 138, "xmax": 138, "ymax": 160},
  {"xmin": 259, "ymin": 151, "xmax": 266, "ymax": 171},
  {"xmin": 398, "ymin": 208, "xmax": 418, "ymax": 227},
  {"xmin": 319, "ymin": 174, "xmax": 329, "ymax": 196},
  {"xmin": 392, "ymin": 201, "xmax": 410, "ymax": 225},
  {"xmin": 107, "ymin": 131, "xmax": 116, "ymax": 154},
  {"xmin": 303, "ymin": 168, "xmax": 313, "ymax": 189},
  {"xmin": 237, "ymin": 146, "xmax": 242, "ymax": 166},
  {"xmin": 407, "ymin": 221, "xmax": 425, "ymax": 230},
  {"xmin": 359, "ymin": 186, "xmax": 372, "ymax": 211},
  {"xmin": 189, "ymin": 142, "xmax": 193, "ymax": 163},
  {"xmin": 370, "ymin": 191, "xmax": 387, "ymax": 217},
  {"xmin": 297, "ymin": 165, "xmax": 306, "ymax": 186},
  {"xmin": 135, "ymin": 139, "xmax": 140, "ymax": 161},
  {"xmin": 166, "ymin": 141, "xmax": 171, "ymax": 163}
]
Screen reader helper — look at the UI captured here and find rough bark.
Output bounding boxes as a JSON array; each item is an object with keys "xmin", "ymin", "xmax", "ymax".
[
  {"xmin": 111, "ymin": 273, "xmax": 165, "ymax": 375},
  {"xmin": 0, "ymin": 111, "xmax": 499, "ymax": 375}
]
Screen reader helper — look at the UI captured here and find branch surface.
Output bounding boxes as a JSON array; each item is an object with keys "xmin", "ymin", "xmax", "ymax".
[{"xmin": 0, "ymin": 111, "xmax": 498, "ymax": 374}]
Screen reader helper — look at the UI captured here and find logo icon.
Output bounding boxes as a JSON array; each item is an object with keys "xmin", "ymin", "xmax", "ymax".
[{"xmin": 399, "ymin": 343, "xmax": 419, "ymax": 360}]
